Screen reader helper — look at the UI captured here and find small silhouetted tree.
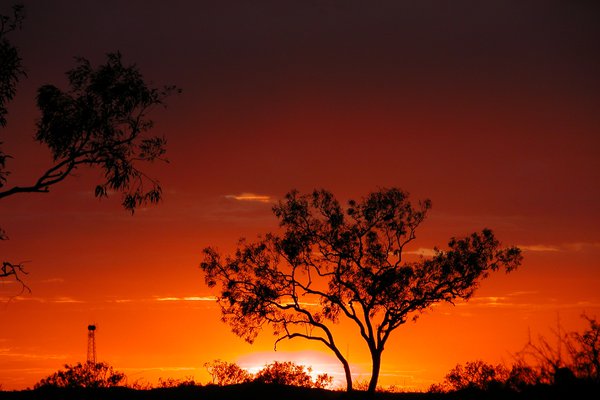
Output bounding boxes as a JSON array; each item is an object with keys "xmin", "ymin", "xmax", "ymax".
[
  {"xmin": 569, "ymin": 315, "xmax": 600, "ymax": 382},
  {"xmin": 521, "ymin": 314, "xmax": 600, "ymax": 384},
  {"xmin": 430, "ymin": 360, "xmax": 540, "ymax": 393},
  {"xmin": 204, "ymin": 359, "xmax": 252, "ymax": 386},
  {"xmin": 157, "ymin": 376, "xmax": 197, "ymax": 388},
  {"xmin": 442, "ymin": 360, "xmax": 509, "ymax": 391},
  {"xmin": 0, "ymin": 4, "xmax": 178, "ymax": 291},
  {"xmin": 201, "ymin": 188, "xmax": 522, "ymax": 393},
  {"xmin": 34, "ymin": 362, "xmax": 125, "ymax": 389},
  {"xmin": 518, "ymin": 317, "xmax": 572, "ymax": 384},
  {"xmin": 254, "ymin": 361, "xmax": 332, "ymax": 389}
]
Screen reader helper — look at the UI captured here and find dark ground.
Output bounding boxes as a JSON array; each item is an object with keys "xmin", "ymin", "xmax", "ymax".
[{"xmin": 0, "ymin": 382, "xmax": 598, "ymax": 400}]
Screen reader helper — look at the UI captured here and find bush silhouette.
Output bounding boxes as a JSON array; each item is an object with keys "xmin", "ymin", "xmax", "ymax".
[
  {"xmin": 34, "ymin": 362, "xmax": 125, "ymax": 389},
  {"xmin": 204, "ymin": 360, "xmax": 252, "ymax": 386},
  {"xmin": 254, "ymin": 361, "xmax": 332, "ymax": 389}
]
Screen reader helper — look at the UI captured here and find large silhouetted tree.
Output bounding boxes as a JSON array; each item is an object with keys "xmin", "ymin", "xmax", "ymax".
[
  {"xmin": 201, "ymin": 188, "xmax": 522, "ymax": 393},
  {"xmin": 0, "ymin": 4, "xmax": 178, "ymax": 291}
]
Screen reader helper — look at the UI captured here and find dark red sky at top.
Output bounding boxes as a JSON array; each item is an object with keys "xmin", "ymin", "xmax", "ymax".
[
  {"xmin": 11, "ymin": 0, "xmax": 598, "ymax": 207},
  {"xmin": 1, "ymin": 0, "xmax": 599, "ymax": 390}
]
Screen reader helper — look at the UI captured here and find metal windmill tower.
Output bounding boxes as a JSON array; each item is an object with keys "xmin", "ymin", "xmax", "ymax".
[{"xmin": 87, "ymin": 324, "xmax": 97, "ymax": 364}]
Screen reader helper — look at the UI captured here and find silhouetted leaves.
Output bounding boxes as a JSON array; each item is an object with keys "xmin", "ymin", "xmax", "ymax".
[
  {"xmin": 1, "ymin": 8, "xmax": 177, "ymax": 291},
  {"xmin": 30, "ymin": 52, "xmax": 177, "ymax": 212},
  {"xmin": 0, "ymin": 4, "xmax": 25, "ymax": 129}
]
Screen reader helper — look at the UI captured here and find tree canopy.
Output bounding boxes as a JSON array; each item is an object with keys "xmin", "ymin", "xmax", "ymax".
[
  {"xmin": 0, "ymin": 52, "xmax": 177, "ymax": 209},
  {"xmin": 201, "ymin": 188, "xmax": 522, "ymax": 392},
  {"xmin": 0, "ymin": 4, "xmax": 178, "ymax": 292}
]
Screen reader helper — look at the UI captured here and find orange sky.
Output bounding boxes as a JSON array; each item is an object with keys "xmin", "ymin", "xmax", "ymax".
[{"xmin": 1, "ymin": 0, "xmax": 599, "ymax": 391}]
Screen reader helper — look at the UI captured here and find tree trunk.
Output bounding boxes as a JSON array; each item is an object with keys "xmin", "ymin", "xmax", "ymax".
[
  {"xmin": 341, "ymin": 357, "xmax": 353, "ymax": 391},
  {"xmin": 368, "ymin": 351, "xmax": 381, "ymax": 393},
  {"xmin": 329, "ymin": 344, "xmax": 353, "ymax": 391}
]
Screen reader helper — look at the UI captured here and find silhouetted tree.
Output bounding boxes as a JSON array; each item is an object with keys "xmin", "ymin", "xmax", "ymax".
[
  {"xmin": 0, "ymin": 4, "xmax": 178, "ymax": 291},
  {"xmin": 520, "ymin": 314, "xmax": 600, "ymax": 384},
  {"xmin": 201, "ymin": 188, "xmax": 522, "ymax": 393},
  {"xmin": 1, "ymin": 52, "xmax": 176, "ymax": 206},
  {"xmin": 432, "ymin": 315, "xmax": 600, "ymax": 393},
  {"xmin": 254, "ymin": 361, "xmax": 332, "ymax": 389},
  {"xmin": 34, "ymin": 362, "xmax": 125, "ymax": 389},
  {"xmin": 437, "ymin": 360, "xmax": 509, "ymax": 392},
  {"xmin": 518, "ymin": 318, "xmax": 571, "ymax": 384},
  {"xmin": 569, "ymin": 315, "xmax": 600, "ymax": 382},
  {"xmin": 204, "ymin": 359, "xmax": 252, "ymax": 386},
  {"xmin": 0, "ymin": 3, "xmax": 26, "ymax": 291},
  {"xmin": 157, "ymin": 376, "xmax": 197, "ymax": 388},
  {"xmin": 504, "ymin": 361, "xmax": 539, "ymax": 391}
]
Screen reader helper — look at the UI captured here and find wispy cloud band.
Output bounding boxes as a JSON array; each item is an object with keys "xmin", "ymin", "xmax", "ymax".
[{"xmin": 225, "ymin": 193, "xmax": 272, "ymax": 203}]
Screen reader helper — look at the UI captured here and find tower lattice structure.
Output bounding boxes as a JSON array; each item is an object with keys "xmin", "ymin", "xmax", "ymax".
[{"xmin": 87, "ymin": 324, "xmax": 97, "ymax": 364}]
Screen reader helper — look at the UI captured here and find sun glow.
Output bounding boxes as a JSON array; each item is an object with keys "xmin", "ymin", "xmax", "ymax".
[{"xmin": 236, "ymin": 350, "xmax": 351, "ymax": 388}]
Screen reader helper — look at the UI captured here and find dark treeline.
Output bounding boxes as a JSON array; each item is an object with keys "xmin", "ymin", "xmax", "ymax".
[
  {"xmin": 0, "ymin": 315, "xmax": 596, "ymax": 399},
  {"xmin": 0, "ymin": 382, "xmax": 599, "ymax": 400}
]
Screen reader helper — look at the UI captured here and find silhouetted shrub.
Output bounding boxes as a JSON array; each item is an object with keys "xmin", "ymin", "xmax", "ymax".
[
  {"xmin": 157, "ymin": 376, "xmax": 197, "ymax": 388},
  {"xmin": 34, "ymin": 362, "xmax": 125, "ymax": 389},
  {"xmin": 569, "ymin": 315, "xmax": 600, "ymax": 382},
  {"xmin": 204, "ymin": 359, "xmax": 253, "ymax": 385},
  {"xmin": 253, "ymin": 361, "xmax": 333, "ymax": 389},
  {"xmin": 432, "ymin": 360, "xmax": 509, "ymax": 392},
  {"xmin": 431, "ymin": 315, "xmax": 600, "ymax": 394},
  {"xmin": 517, "ymin": 314, "xmax": 600, "ymax": 384}
]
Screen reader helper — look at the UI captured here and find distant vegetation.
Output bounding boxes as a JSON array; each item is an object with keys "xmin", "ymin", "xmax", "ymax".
[
  {"xmin": 7, "ymin": 315, "xmax": 594, "ymax": 399},
  {"xmin": 430, "ymin": 314, "xmax": 600, "ymax": 394},
  {"xmin": 204, "ymin": 360, "xmax": 332, "ymax": 389},
  {"xmin": 34, "ymin": 362, "xmax": 125, "ymax": 389}
]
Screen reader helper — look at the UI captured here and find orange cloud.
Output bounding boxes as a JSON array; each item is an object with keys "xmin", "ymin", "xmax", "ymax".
[
  {"xmin": 225, "ymin": 193, "xmax": 273, "ymax": 203},
  {"xmin": 155, "ymin": 296, "xmax": 216, "ymax": 302}
]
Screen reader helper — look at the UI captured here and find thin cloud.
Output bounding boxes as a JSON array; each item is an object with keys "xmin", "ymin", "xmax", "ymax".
[
  {"xmin": 53, "ymin": 296, "xmax": 83, "ymax": 303},
  {"xmin": 8, "ymin": 296, "xmax": 83, "ymax": 303},
  {"xmin": 506, "ymin": 290, "xmax": 539, "ymax": 297},
  {"xmin": 519, "ymin": 244, "xmax": 560, "ymax": 252},
  {"xmin": 404, "ymin": 248, "xmax": 437, "ymax": 257},
  {"xmin": 517, "ymin": 242, "xmax": 600, "ymax": 253},
  {"xmin": 0, "ymin": 348, "xmax": 69, "ymax": 360},
  {"xmin": 453, "ymin": 295, "xmax": 600, "ymax": 312},
  {"xmin": 458, "ymin": 296, "xmax": 514, "ymax": 308},
  {"xmin": 104, "ymin": 296, "xmax": 217, "ymax": 304},
  {"xmin": 225, "ymin": 193, "xmax": 273, "ymax": 203},
  {"xmin": 39, "ymin": 278, "xmax": 65, "ymax": 284},
  {"xmin": 155, "ymin": 296, "xmax": 217, "ymax": 302},
  {"xmin": 563, "ymin": 242, "xmax": 600, "ymax": 252}
]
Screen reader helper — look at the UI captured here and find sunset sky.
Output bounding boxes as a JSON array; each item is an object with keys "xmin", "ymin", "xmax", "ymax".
[{"xmin": 1, "ymin": 0, "xmax": 599, "ymax": 391}]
